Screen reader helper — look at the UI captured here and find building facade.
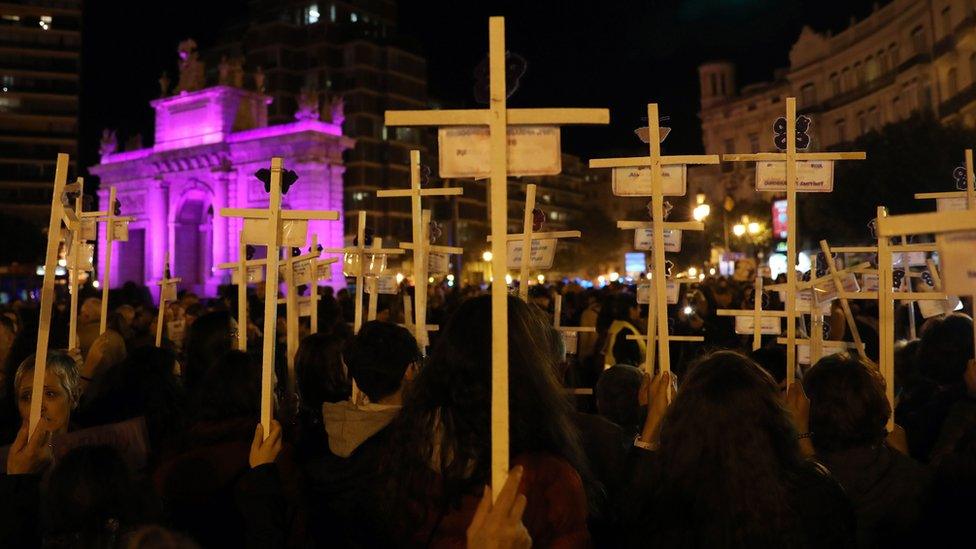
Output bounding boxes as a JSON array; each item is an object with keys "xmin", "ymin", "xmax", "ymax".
[
  {"xmin": 693, "ymin": 0, "xmax": 976, "ymax": 206},
  {"xmin": 89, "ymin": 81, "xmax": 352, "ymax": 298},
  {"xmin": 0, "ymin": 1, "xmax": 80, "ymax": 224},
  {"xmin": 206, "ymin": 0, "xmax": 429, "ymax": 243}
]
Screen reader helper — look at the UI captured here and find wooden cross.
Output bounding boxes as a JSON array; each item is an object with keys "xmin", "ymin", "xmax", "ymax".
[
  {"xmin": 590, "ymin": 104, "xmax": 719, "ymax": 374},
  {"xmin": 376, "ymin": 150, "xmax": 463, "ymax": 348},
  {"xmin": 65, "ymin": 176, "xmax": 88, "ymax": 351},
  {"xmin": 384, "ymin": 16, "xmax": 608, "ymax": 496},
  {"xmin": 722, "ymin": 97, "xmax": 866, "ymax": 386},
  {"xmin": 486, "ymin": 183, "xmax": 580, "ymax": 301},
  {"xmin": 628, "ymin": 277, "xmax": 703, "ymax": 374},
  {"xmin": 323, "ymin": 211, "xmax": 404, "ymax": 334},
  {"xmin": 216, "ymin": 233, "xmax": 267, "ymax": 351},
  {"xmin": 399, "ymin": 294, "xmax": 439, "ymax": 342},
  {"xmin": 155, "ymin": 253, "xmax": 181, "ymax": 347},
  {"xmin": 29, "ymin": 154, "xmax": 73, "ymax": 436},
  {"xmin": 83, "ymin": 186, "xmax": 135, "ymax": 335},
  {"xmin": 877, "ymin": 151, "xmax": 976, "ymax": 427},
  {"xmin": 220, "ymin": 157, "xmax": 340, "ymax": 439},
  {"xmin": 552, "ymin": 294, "xmax": 595, "ymax": 357},
  {"xmin": 279, "ymin": 235, "xmax": 333, "ymax": 395},
  {"xmin": 716, "ymin": 276, "xmax": 788, "ymax": 351}
]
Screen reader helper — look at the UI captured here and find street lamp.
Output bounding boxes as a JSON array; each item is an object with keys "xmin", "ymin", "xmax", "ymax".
[
  {"xmin": 732, "ymin": 223, "xmax": 746, "ymax": 237},
  {"xmin": 482, "ymin": 250, "xmax": 493, "ymax": 262},
  {"xmin": 747, "ymin": 221, "xmax": 760, "ymax": 235}
]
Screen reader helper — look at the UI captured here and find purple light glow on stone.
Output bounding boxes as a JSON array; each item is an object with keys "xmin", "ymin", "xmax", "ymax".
[{"xmin": 90, "ymin": 85, "xmax": 353, "ymax": 302}]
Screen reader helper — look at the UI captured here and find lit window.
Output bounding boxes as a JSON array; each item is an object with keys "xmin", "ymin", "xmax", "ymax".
[
  {"xmin": 39, "ymin": 15, "xmax": 52, "ymax": 30},
  {"xmin": 1, "ymin": 15, "xmax": 21, "ymax": 22},
  {"xmin": 352, "ymin": 192, "xmax": 367, "ymax": 201},
  {"xmin": 304, "ymin": 4, "xmax": 320, "ymax": 24},
  {"xmin": 381, "ymin": 126, "xmax": 388, "ymax": 140},
  {"xmin": 351, "ymin": 12, "xmax": 358, "ymax": 22},
  {"xmin": 549, "ymin": 211, "xmax": 559, "ymax": 221},
  {"xmin": 330, "ymin": 4, "xmax": 336, "ymax": 22}
]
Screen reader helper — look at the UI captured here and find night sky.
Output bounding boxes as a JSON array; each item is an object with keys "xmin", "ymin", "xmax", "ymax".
[{"xmin": 80, "ymin": 0, "xmax": 882, "ymax": 174}]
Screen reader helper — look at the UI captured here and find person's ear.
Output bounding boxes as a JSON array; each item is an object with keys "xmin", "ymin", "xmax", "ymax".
[{"xmin": 404, "ymin": 361, "xmax": 419, "ymax": 382}]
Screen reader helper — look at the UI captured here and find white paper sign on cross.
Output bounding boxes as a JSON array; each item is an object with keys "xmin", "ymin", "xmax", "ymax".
[
  {"xmin": 29, "ymin": 154, "xmax": 73, "ymax": 437},
  {"xmin": 155, "ymin": 253, "xmax": 181, "ymax": 348},
  {"xmin": 323, "ymin": 212, "xmax": 405, "ymax": 334},
  {"xmin": 716, "ymin": 277, "xmax": 788, "ymax": 351},
  {"xmin": 590, "ymin": 104, "xmax": 719, "ymax": 375},
  {"xmin": 722, "ymin": 97, "xmax": 866, "ymax": 386},
  {"xmin": 220, "ymin": 157, "xmax": 340, "ymax": 439},
  {"xmin": 65, "ymin": 176, "xmax": 88, "ymax": 352},
  {"xmin": 217, "ymin": 233, "xmax": 267, "ymax": 351},
  {"xmin": 376, "ymin": 150, "xmax": 463, "ymax": 349},
  {"xmin": 384, "ymin": 17, "xmax": 608, "ymax": 496},
  {"xmin": 485, "ymin": 183, "xmax": 580, "ymax": 301},
  {"xmin": 83, "ymin": 186, "xmax": 135, "ymax": 335}
]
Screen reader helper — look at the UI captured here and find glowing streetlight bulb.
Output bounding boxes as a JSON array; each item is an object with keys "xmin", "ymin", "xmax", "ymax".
[
  {"xmin": 688, "ymin": 267, "xmax": 698, "ymax": 277},
  {"xmin": 428, "ymin": 276, "xmax": 435, "ymax": 284},
  {"xmin": 536, "ymin": 274, "xmax": 545, "ymax": 284},
  {"xmin": 395, "ymin": 272, "xmax": 404, "ymax": 284},
  {"xmin": 692, "ymin": 204, "xmax": 711, "ymax": 222},
  {"xmin": 733, "ymin": 224, "xmax": 746, "ymax": 237},
  {"xmin": 482, "ymin": 250, "xmax": 493, "ymax": 262},
  {"xmin": 609, "ymin": 271, "xmax": 620, "ymax": 282},
  {"xmin": 446, "ymin": 274, "xmax": 455, "ymax": 282},
  {"xmin": 747, "ymin": 222, "xmax": 760, "ymax": 235},
  {"xmin": 92, "ymin": 280, "xmax": 100, "ymax": 288},
  {"xmin": 698, "ymin": 273, "xmax": 705, "ymax": 281},
  {"xmin": 709, "ymin": 268, "xmax": 716, "ymax": 276},
  {"xmin": 504, "ymin": 273, "xmax": 513, "ymax": 285}
]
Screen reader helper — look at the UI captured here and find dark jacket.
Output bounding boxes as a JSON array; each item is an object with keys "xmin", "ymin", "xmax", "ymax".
[
  {"xmin": 405, "ymin": 452, "xmax": 590, "ymax": 548},
  {"xmin": 0, "ymin": 472, "xmax": 42, "ymax": 547},
  {"xmin": 819, "ymin": 444, "xmax": 931, "ymax": 548}
]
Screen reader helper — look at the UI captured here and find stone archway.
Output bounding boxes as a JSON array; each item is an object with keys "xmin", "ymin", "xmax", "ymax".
[{"xmin": 173, "ymin": 197, "xmax": 213, "ymax": 295}]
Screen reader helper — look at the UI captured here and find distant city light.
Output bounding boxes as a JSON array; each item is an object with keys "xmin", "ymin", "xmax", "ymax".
[
  {"xmin": 688, "ymin": 267, "xmax": 698, "ymax": 277},
  {"xmin": 733, "ymin": 223, "xmax": 746, "ymax": 237},
  {"xmin": 482, "ymin": 250, "xmax": 493, "ymax": 262}
]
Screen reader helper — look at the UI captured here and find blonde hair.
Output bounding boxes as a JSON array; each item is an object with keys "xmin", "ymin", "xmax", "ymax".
[{"xmin": 15, "ymin": 350, "xmax": 81, "ymax": 409}]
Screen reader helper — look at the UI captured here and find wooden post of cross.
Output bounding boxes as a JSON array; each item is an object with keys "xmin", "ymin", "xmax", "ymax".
[
  {"xmin": 29, "ymin": 154, "xmax": 72, "ymax": 435},
  {"xmin": 377, "ymin": 150, "xmax": 463, "ymax": 349},
  {"xmin": 220, "ymin": 157, "xmax": 340, "ymax": 438},
  {"xmin": 628, "ymin": 278, "xmax": 703, "ymax": 374},
  {"xmin": 384, "ymin": 17, "xmax": 608, "ymax": 496},
  {"xmin": 590, "ymin": 104, "xmax": 719, "ymax": 374},
  {"xmin": 486, "ymin": 184, "xmax": 580, "ymax": 299},
  {"xmin": 87, "ymin": 186, "xmax": 135, "ymax": 335},
  {"xmin": 398, "ymin": 210, "xmax": 463, "ymax": 348},
  {"xmin": 817, "ymin": 240, "xmax": 869, "ymax": 361},
  {"xmin": 722, "ymin": 97, "xmax": 866, "ymax": 386},
  {"xmin": 155, "ymin": 253, "xmax": 181, "ymax": 347},
  {"xmin": 66, "ymin": 176, "xmax": 86, "ymax": 351},
  {"xmin": 366, "ymin": 236, "xmax": 389, "ymax": 322},
  {"xmin": 216, "ymin": 234, "xmax": 267, "ymax": 351},
  {"xmin": 324, "ymin": 212, "xmax": 405, "ymax": 334},
  {"xmin": 716, "ymin": 276, "xmax": 789, "ymax": 351},
  {"xmin": 281, "ymin": 234, "xmax": 323, "ymax": 395}
]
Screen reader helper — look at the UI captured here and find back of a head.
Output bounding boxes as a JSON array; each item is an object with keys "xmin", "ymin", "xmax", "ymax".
[
  {"xmin": 188, "ymin": 350, "xmax": 259, "ymax": 422},
  {"xmin": 296, "ymin": 332, "xmax": 350, "ymax": 409},
  {"xmin": 124, "ymin": 525, "xmax": 200, "ymax": 549},
  {"xmin": 595, "ymin": 364, "xmax": 644, "ymax": 434},
  {"xmin": 45, "ymin": 445, "xmax": 148, "ymax": 543},
  {"xmin": 750, "ymin": 346, "xmax": 787, "ymax": 386},
  {"xmin": 182, "ymin": 311, "xmax": 234, "ymax": 391},
  {"xmin": 343, "ymin": 321, "xmax": 419, "ymax": 403},
  {"xmin": 803, "ymin": 354, "xmax": 889, "ymax": 454},
  {"xmin": 916, "ymin": 313, "xmax": 974, "ymax": 387},
  {"xmin": 651, "ymin": 351, "xmax": 801, "ymax": 542},
  {"xmin": 391, "ymin": 295, "xmax": 582, "ymax": 505}
]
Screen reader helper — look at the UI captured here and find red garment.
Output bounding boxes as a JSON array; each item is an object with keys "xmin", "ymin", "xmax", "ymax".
[{"xmin": 416, "ymin": 452, "xmax": 590, "ymax": 548}]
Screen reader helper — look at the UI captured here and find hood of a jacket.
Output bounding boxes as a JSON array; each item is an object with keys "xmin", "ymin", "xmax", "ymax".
[{"xmin": 322, "ymin": 400, "xmax": 400, "ymax": 458}]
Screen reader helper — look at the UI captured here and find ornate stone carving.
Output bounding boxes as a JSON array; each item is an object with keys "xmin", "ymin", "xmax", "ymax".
[
  {"xmin": 99, "ymin": 129, "xmax": 118, "ymax": 157},
  {"xmin": 295, "ymin": 88, "xmax": 320, "ymax": 121},
  {"xmin": 176, "ymin": 39, "xmax": 205, "ymax": 93}
]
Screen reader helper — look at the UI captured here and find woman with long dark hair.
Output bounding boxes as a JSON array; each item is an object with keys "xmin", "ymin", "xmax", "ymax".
[
  {"xmin": 620, "ymin": 351, "xmax": 855, "ymax": 548},
  {"xmin": 385, "ymin": 294, "xmax": 591, "ymax": 547}
]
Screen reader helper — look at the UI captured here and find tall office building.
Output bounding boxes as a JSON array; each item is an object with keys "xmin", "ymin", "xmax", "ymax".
[{"xmin": 0, "ymin": 1, "xmax": 81, "ymax": 224}]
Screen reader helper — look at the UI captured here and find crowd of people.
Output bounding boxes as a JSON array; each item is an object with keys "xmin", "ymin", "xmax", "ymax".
[{"xmin": 0, "ymin": 274, "xmax": 973, "ymax": 548}]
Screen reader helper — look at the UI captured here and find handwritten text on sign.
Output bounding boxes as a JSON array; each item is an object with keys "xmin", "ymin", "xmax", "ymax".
[
  {"xmin": 233, "ymin": 266, "xmax": 264, "ymax": 285},
  {"xmin": 611, "ymin": 165, "xmax": 688, "ymax": 196},
  {"xmin": 634, "ymin": 228, "xmax": 682, "ymax": 252},
  {"xmin": 365, "ymin": 274, "xmax": 399, "ymax": 295},
  {"xmin": 798, "ymin": 341, "xmax": 850, "ymax": 365},
  {"xmin": 734, "ymin": 315, "xmax": 781, "ymax": 335},
  {"xmin": 637, "ymin": 281, "xmax": 679, "ymax": 305},
  {"xmin": 438, "ymin": 126, "xmax": 561, "ymax": 178},
  {"xmin": 507, "ymin": 239, "xmax": 557, "ymax": 270},
  {"xmin": 937, "ymin": 230, "xmax": 976, "ymax": 294},
  {"xmin": 242, "ymin": 219, "xmax": 308, "ymax": 247},
  {"xmin": 756, "ymin": 160, "xmax": 834, "ymax": 192},
  {"xmin": 428, "ymin": 253, "xmax": 449, "ymax": 275}
]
